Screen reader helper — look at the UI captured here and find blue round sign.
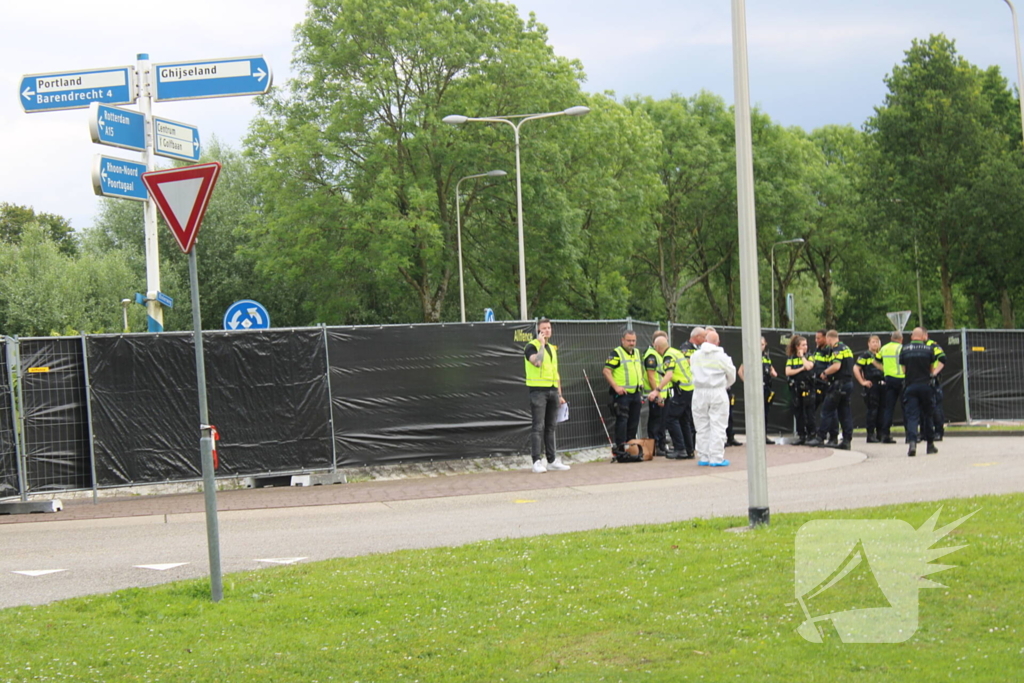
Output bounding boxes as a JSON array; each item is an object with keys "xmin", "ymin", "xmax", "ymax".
[{"xmin": 223, "ymin": 299, "xmax": 270, "ymax": 331}]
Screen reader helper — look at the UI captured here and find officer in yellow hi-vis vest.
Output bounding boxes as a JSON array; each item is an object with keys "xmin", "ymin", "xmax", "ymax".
[
  {"xmin": 874, "ymin": 330, "xmax": 905, "ymax": 444},
  {"xmin": 524, "ymin": 318, "xmax": 570, "ymax": 474},
  {"xmin": 649, "ymin": 343, "xmax": 696, "ymax": 459},
  {"xmin": 642, "ymin": 331, "xmax": 671, "ymax": 456},
  {"xmin": 602, "ymin": 328, "xmax": 644, "ymax": 459}
]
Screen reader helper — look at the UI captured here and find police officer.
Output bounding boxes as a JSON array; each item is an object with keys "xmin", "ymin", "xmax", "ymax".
[
  {"xmin": 602, "ymin": 329, "xmax": 644, "ymax": 459},
  {"xmin": 649, "ymin": 342, "xmax": 696, "ymax": 459},
  {"xmin": 810, "ymin": 329, "xmax": 838, "ymax": 446},
  {"xmin": 925, "ymin": 331, "xmax": 946, "ymax": 441},
  {"xmin": 899, "ymin": 327, "xmax": 944, "ymax": 457},
  {"xmin": 807, "ymin": 330, "xmax": 854, "ymax": 450},
  {"xmin": 875, "ymin": 331, "xmax": 905, "ymax": 444},
  {"xmin": 738, "ymin": 336, "xmax": 777, "ymax": 444},
  {"xmin": 643, "ymin": 331, "xmax": 670, "ymax": 456},
  {"xmin": 854, "ymin": 335, "xmax": 885, "ymax": 443},
  {"xmin": 785, "ymin": 334, "xmax": 816, "ymax": 445}
]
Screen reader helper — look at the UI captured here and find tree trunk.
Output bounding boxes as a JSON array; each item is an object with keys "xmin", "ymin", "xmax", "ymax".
[
  {"xmin": 973, "ymin": 293, "xmax": 987, "ymax": 329},
  {"xmin": 939, "ymin": 261, "xmax": 954, "ymax": 329},
  {"xmin": 1001, "ymin": 288, "xmax": 1015, "ymax": 329}
]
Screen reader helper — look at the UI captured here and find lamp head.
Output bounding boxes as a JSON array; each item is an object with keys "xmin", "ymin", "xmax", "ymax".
[
  {"xmin": 485, "ymin": 170, "xmax": 507, "ymax": 177},
  {"xmin": 562, "ymin": 106, "xmax": 590, "ymax": 117},
  {"xmin": 442, "ymin": 115, "xmax": 468, "ymax": 125}
]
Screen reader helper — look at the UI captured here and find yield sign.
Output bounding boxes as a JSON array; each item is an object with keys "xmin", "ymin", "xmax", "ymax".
[{"xmin": 142, "ymin": 162, "xmax": 221, "ymax": 253}]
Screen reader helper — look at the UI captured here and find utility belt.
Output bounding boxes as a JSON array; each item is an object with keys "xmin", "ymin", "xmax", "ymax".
[{"xmin": 788, "ymin": 378, "xmax": 814, "ymax": 400}]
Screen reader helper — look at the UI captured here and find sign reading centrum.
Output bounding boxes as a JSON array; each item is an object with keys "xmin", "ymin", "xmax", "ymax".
[
  {"xmin": 152, "ymin": 56, "xmax": 272, "ymax": 102},
  {"xmin": 20, "ymin": 66, "xmax": 136, "ymax": 113},
  {"xmin": 153, "ymin": 116, "xmax": 201, "ymax": 162}
]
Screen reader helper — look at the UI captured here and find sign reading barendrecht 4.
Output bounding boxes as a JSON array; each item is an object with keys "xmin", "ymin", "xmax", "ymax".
[
  {"xmin": 89, "ymin": 103, "xmax": 146, "ymax": 152},
  {"xmin": 92, "ymin": 155, "xmax": 148, "ymax": 201},
  {"xmin": 153, "ymin": 56, "xmax": 271, "ymax": 102},
  {"xmin": 20, "ymin": 66, "xmax": 136, "ymax": 113},
  {"xmin": 153, "ymin": 116, "xmax": 201, "ymax": 162}
]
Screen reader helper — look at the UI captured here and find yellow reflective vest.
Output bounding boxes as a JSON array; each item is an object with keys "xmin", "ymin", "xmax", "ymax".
[
  {"xmin": 609, "ymin": 346, "xmax": 643, "ymax": 391},
  {"xmin": 878, "ymin": 341, "xmax": 905, "ymax": 379},
  {"xmin": 524, "ymin": 340, "xmax": 559, "ymax": 388}
]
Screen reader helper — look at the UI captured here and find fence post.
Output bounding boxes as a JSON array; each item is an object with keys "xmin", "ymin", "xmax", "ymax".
[
  {"xmin": 6, "ymin": 337, "xmax": 28, "ymax": 502},
  {"xmin": 961, "ymin": 328, "xmax": 972, "ymax": 424},
  {"xmin": 322, "ymin": 324, "xmax": 338, "ymax": 472},
  {"xmin": 80, "ymin": 333, "xmax": 99, "ymax": 504}
]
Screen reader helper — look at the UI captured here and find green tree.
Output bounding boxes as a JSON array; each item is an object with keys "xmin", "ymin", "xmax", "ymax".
[{"xmin": 0, "ymin": 203, "xmax": 77, "ymax": 256}]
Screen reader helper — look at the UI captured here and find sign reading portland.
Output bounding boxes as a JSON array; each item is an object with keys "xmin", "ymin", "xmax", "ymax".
[
  {"xmin": 153, "ymin": 56, "xmax": 272, "ymax": 102},
  {"xmin": 20, "ymin": 66, "xmax": 136, "ymax": 113}
]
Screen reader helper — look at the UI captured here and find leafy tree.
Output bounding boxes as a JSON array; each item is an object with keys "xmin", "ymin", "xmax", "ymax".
[{"xmin": 0, "ymin": 203, "xmax": 77, "ymax": 256}]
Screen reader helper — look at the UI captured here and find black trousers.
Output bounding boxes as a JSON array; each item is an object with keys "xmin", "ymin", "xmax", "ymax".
[
  {"xmin": 665, "ymin": 390, "xmax": 695, "ymax": 455},
  {"xmin": 814, "ymin": 382, "xmax": 838, "ymax": 440},
  {"xmin": 818, "ymin": 380, "xmax": 854, "ymax": 443},
  {"xmin": 647, "ymin": 400, "xmax": 665, "ymax": 450},
  {"xmin": 529, "ymin": 387, "xmax": 559, "ymax": 462},
  {"xmin": 862, "ymin": 382, "xmax": 884, "ymax": 436},
  {"xmin": 932, "ymin": 382, "xmax": 945, "ymax": 436},
  {"xmin": 881, "ymin": 377, "xmax": 903, "ymax": 437},
  {"xmin": 726, "ymin": 391, "xmax": 736, "ymax": 442},
  {"xmin": 611, "ymin": 391, "xmax": 642, "ymax": 448},
  {"xmin": 792, "ymin": 384, "xmax": 816, "ymax": 438},
  {"xmin": 904, "ymin": 382, "xmax": 934, "ymax": 444}
]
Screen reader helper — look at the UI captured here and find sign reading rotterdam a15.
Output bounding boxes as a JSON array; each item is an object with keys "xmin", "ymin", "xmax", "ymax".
[
  {"xmin": 89, "ymin": 102, "xmax": 146, "ymax": 152},
  {"xmin": 153, "ymin": 116, "xmax": 201, "ymax": 162},
  {"xmin": 20, "ymin": 66, "xmax": 136, "ymax": 113},
  {"xmin": 153, "ymin": 56, "xmax": 271, "ymax": 102}
]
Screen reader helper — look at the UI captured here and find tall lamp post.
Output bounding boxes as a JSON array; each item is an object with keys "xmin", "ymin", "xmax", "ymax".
[
  {"xmin": 442, "ymin": 106, "xmax": 590, "ymax": 321},
  {"xmin": 770, "ymin": 238, "xmax": 805, "ymax": 328},
  {"xmin": 1003, "ymin": 0, "xmax": 1024, "ymax": 149},
  {"xmin": 455, "ymin": 170, "xmax": 507, "ymax": 323},
  {"xmin": 120, "ymin": 298, "xmax": 131, "ymax": 333}
]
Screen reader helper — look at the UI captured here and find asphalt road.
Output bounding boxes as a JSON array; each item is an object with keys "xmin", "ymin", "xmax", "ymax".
[{"xmin": 1, "ymin": 437, "xmax": 1020, "ymax": 609}]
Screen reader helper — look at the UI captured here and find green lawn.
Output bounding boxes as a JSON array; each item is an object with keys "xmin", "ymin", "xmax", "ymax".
[{"xmin": 2, "ymin": 495, "xmax": 1021, "ymax": 683}]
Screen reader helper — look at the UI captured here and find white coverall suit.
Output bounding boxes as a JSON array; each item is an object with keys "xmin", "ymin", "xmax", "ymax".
[{"xmin": 689, "ymin": 341, "xmax": 737, "ymax": 464}]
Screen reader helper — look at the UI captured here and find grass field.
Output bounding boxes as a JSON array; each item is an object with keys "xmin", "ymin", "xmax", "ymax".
[{"xmin": 2, "ymin": 494, "xmax": 1021, "ymax": 683}]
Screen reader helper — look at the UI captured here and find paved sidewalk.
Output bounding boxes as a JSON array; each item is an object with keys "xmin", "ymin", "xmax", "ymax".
[{"xmin": 1, "ymin": 444, "xmax": 826, "ymax": 524}]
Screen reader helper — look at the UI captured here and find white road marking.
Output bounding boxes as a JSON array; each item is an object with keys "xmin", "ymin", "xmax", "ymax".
[
  {"xmin": 254, "ymin": 557, "xmax": 307, "ymax": 565},
  {"xmin": 134, "ymin": 563, "xmax": 189, "ymax": 571},
  {"xmin": 12, "ymin": 569, "xmax": 68, "ymax": 577}
]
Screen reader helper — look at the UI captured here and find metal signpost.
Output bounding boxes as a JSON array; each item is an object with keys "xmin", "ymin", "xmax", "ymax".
[{"xmin": 142, "ymin": 162, "xmax": 223, "ymax": 602}]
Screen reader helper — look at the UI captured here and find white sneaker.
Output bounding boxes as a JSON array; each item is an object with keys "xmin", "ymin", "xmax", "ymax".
[
  {"xmin": 532, "ymin": 460, "xmax": 548, "ymax": 473},
  {"xmin": 548, "ymin": 457, "xmax": 571, "ymax": 471}
]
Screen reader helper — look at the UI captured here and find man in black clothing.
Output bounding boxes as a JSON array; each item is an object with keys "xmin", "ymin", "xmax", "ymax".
[
  {"xmin": 810, "ymin": 329, "xmax": 838, "ymax": 445},
  {"xmin": 807, "ymin": 330, "xmax": 855, "ymax": 450},
  {"xmin": 854, "ymin": 335, "xmax": 885, "ymax": 443},
  {"xmin": 899, "ymin": 327, "xmax": 945, "ymax": 457}
]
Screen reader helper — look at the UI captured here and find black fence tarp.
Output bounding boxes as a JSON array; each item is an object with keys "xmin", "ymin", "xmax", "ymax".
[
  {"xmin": 964, "ymin": 330, "xmax": 1024, "ymax": 421},
  {"xmin": 327, "ymin": 323, "xmax": 533, "ymax": 465},
  {"xmin": 18, "ymin": 338, "xmax": 91, "ymax": 491},
  {"xmin": 87, "ymin": 329, "xmax": 333, "ymax": 486},
  {"xmin": 0, "ymin": 339, "xmax": 19, "ymax": 498}
]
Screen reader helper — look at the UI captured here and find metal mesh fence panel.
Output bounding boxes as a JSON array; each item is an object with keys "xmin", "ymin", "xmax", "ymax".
[
  {"xmin": 0, "ymin": 339, "xmax": 20, "ymax": 498},
  {"xmin": 964, "ymin": 330, "xmax": 1024, "ymax": 421},
  {"xmin": 18, "ymin": 337, "xmax": 92, "ymax": 492}
]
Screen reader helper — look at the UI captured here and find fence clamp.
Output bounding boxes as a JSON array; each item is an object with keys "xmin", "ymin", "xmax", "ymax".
[{"xmin": 200, "ymin": 424, "xmax": 221, "ymax": 470}]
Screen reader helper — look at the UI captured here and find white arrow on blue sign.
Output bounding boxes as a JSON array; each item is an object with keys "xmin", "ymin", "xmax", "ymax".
[
  {"xmin": 153, "ymin": 56, "xmax": 272, "ymax": 102},
  {"xmin": 88, "ymin": 102, "xmax": 146, "ymax": 152},
  {"xmin": 20, "ymin": 66, "xmax": 136, "ymax": 113},
  {"xmin": 223, "ymin": 300, "xmax": 271, "ymax": 331},
  {"xmin": 92, "ymin": 155, "xmax": 148, "ymax": 201},
  {"xmin": 153, "ymin": 116, "xmax": 201, "ymax": 162}
]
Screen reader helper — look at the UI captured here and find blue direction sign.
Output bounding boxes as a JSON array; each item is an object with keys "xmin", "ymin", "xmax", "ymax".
[
  {"xmin": 92, "ymin": 155, "xmax": 148, "ymax": 201},
  {"xmin": 20, "ymin": 66, "xmax": 135, "ymax": 113},
  {"xmin": 153, "ymin": 56, "xmax": 271, "ymax": 102},
  {"xmin": 156, "ymin": 292, "xmax": 174, "ymax": 309},
  {"xmin": 153, "ymin": 116, "xmax": 201, "ymax": 162},
  {"xmin": 223, "ymin": 300, "xmax": 271, "ymax": 331},
  {"xmin": 89, "ymin": 103, "xmax": 146, "ymax": 152}
]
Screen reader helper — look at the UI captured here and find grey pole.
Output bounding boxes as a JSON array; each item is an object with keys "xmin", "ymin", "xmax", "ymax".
[
  {"xmin": 189, "ymin": 245, "xmax": 223, "ymax": 602},
  {"xmin": 6, "ymin": 338, "xmax": 28, "ymax": 503},
  {"xmin": 138, "ymin": 53, "xmax": 164, "ymax": 333},
  {"xmin": 79, "ymin": 334, "xmax": 99, "ymax": 505},
  {"xmin": 1003, "ymin": 0, "xmax": 1024, "ymax": 149},
  {"xmin": 732, "ymin": 0, "xmax": 770, "ymax": 527}
]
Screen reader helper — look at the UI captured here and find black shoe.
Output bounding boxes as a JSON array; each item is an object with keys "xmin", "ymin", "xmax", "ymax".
[
  {"xmin": 926, "ymin": 443, "xmax": 939, "ymax": 455},
  {"xmin": 685, "ymin": 451, "xmax": 696, "ymax": 460},
  {"xmin": 934, "ymin": 434, "xmax": 944, "ymax": 442},
  {"xmin": 866, "ymin": 435, "xmax": 879, "ymax": 444},
  {"xmin": 725, "ymin": 439, "xmax": 743, "ymax": 447},
  {"xmin": 795, "ymin": 436, "xmax": 806, "ymax": 446},
  {"xmin": 825, "ymin": 439, "xmax": 839, "ymax": 448},
  {"xmin": 806, "ymin": 437, "xmax": 824, "ymax": 448},
  {"xmin": 882, "ymin": 437, "xmax": 897, "ymax": 444},
  {"xmin": 908, "ymin": 441, "xmax": 917, "ymax": 457},
  {"xmin": 656, "ymin": 448, "xmax": 668, "ymax": 458},
  {"xmin": 836, "ymin": 442, "xmax": 851, "ymax": 451},
  {"xmin": 665, "ymin": 451, "xmax": 681, "ymax": 460}
]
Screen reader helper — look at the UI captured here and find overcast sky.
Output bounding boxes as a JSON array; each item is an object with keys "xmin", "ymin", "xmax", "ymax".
[{"xmin": 2, "ymin": 0, "xmax": 1020, "ymax": 232}]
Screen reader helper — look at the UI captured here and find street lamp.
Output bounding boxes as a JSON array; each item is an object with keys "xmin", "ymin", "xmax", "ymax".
[
  {"xmin": 120, "ymin": 298, "xmax": 132, "ymax": 333},
  {"xmin": 455, "ymin": 170, "xmax": 507, "ymax": 323},
  {"xmin": 442, "ymin": 105, "xmax": 590, "ymax": 320},
  {"xmin": 770, "ymin": 238, "xmax": 804, "ymax": 328},
  {"xmin": 1003, "ymin": 0, "xmax": 1024, "ymax": 149}
]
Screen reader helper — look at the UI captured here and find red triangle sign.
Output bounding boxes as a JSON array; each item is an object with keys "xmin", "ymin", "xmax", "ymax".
[{"xmin": 142, "ymin": 162, "xmax": 221, "ymax": 253}]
